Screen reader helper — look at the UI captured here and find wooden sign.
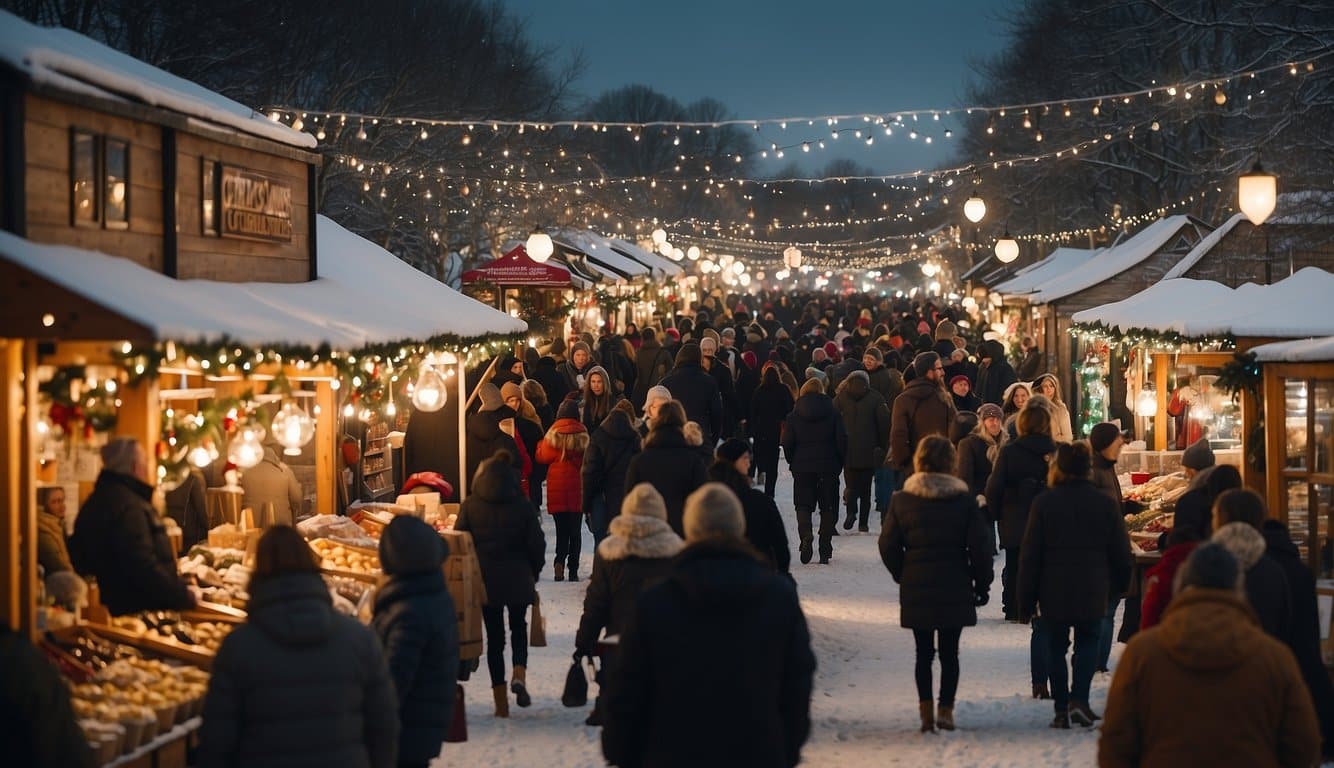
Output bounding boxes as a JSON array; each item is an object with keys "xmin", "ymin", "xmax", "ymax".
[{"xmin": 219, "ymin": 166, "xmax": 293, "ymax": 242}]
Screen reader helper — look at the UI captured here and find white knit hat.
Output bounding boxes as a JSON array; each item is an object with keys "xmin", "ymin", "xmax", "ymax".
[{"xmin": 622, "ymin": 483, "xmax": 668, "ymax": 520}]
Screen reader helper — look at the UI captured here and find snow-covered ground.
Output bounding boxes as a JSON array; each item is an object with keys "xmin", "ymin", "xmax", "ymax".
[{"xmin": 439, "ymin": 472, "xmax": 1114, "ymax": 767}]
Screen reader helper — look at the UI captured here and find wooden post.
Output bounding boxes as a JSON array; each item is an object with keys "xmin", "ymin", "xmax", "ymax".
[
  {"xmin": 116, "ymin": 377, "xmax": 161, "ymax": 483},
  {"xmin": 314, "ymin": 380, "xmax": 335, "ymax": 516},
  {"xmin": 456, "ymin": 357, "xmax": 468, "ymax": 500},
  {"xmin": 18, "ymin": 342, "xmax": 37, "ymax": 638},
  {"xmin": 1153, "ymin": 353, "xmax": 1169, "ymax": 451},
  {"xmin": 0, "ymin": 340, "xmax": 23, "ymax": 631}
]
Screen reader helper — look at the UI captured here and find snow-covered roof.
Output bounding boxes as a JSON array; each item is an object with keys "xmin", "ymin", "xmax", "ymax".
[
  {"xmin": 554, "ymin": 230, "xmax": 649, "ymax": 280},
  {"xmin": 608, "ymin": 237, "xmax": 684, "ymax": 277},
  {"xmin": 1250, "ymin": 335, "xmax": 1334, "ymax": 363},
  {"xmin": 1026, "ymin": 216, "xmax": 1207, "ymax": 304},
  {"xmin": 1071, "ymin": 268, "xmax": 1334, "ymax": 339},
  {"xmin": 0, "ymin": 215, "xmax": 524, "ymax": 348},
  {"xmin": 1161, "ymin": 213, "xmax": 1246, "ymax": 280},
  {"xmin": 0, "ymin": 10, "xmax": 314, "ymax": 149},
  {"xmin": 993, "ymin": 247, "xmax": 1099, "ymax": 296}
]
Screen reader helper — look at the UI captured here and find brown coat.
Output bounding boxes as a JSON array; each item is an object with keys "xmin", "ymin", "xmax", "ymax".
[
  {"xmin": 889, "ymin": 377, "xmax": 957, "ymax": 471},
  {"xmin": 1098, "ymin": 588, "xmax": 1319, "ymax": 768},
  {"xmin": 37, "ymin": 512, "xmax": 73, "ymax": 574}
]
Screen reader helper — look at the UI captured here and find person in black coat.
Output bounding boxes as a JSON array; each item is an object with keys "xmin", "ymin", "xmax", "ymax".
[
  {"xmin": 602, "ymin": 484, "xmax": 815, "ymax": 768},
  {"xmin": 948, "ymin": 375, "xmax": 982, "ymax": 414},
  {"xmin": 1173, "ymin": 463, "xmax": 1242, "ymax": 543},
  {"xmin": 700, "ymin": 337, "xmax": 738, "ymax": 445},
  {"xmin": 530, "ymin": 347, "xmax": 571, "ymax": 407},
  {"xmin": 880, "ymin": 436, "xmax": 993, "ymax": 732},
  {"xmin": 0, "ymin": 623, "xmax": 96, "ymax": 768},
  {"xmin": 69, "ymin": 438, "xmax": 193, "ymax": 616},
  {"xmin": 199, "ymin": 527, "xmax": 399, "ymax": 768},
  {"xmin": 1212, "ymin": 492, "xmax": 1295, "ymax": 643},
  {"xmin": 575, "ymin": 484, "xmax": 685, "ymax": 725},
  {"xmin": 1018, "ymin": 442, "xmax": 1132, "ymax": 728},
  {"xmin": 453, "ymin": 454, "xmax": 546, "ymax": 717},
  {"xmin": 749, "ymin": 366, "xmax": 795, "ymax": 498},
  {"xmin": 659, "ymin": 343, "xmax": 724, "ymax": 449},
  {"xmin": 975, "ymin": 339, "xmax": 1018, "ymax": 406},
  {"xmin": 735, "ymin": 350, "xmax": 761, "ymax": 441},
  {"xmin": 833, "ymin": 370, "xmax": 890, "ymax": 533},
  {"xmin": 583, "ymin": 402, "xmax": 642, "ymax": 543},
  {"xmin": 631, "ymin": 329, "xmax": 675, "ymax": 410},
  {"xmin": 782, "ymin": 379, "xmax": 848, "ymax": 565},
  {"xmin": 372, "ymin": 516, "xmax": 459, "ymax": 768},
  {"xmin": 465, "ymin": 383, "xmax": 522, "ymax": 488},
  {"xmin": 984, "ymin": 405, "xmax": 1056, "ymax": 622},
  {"xmin": 710, "ymin": 440, "xmax": 792, "ymax": 574},
  {"xmin": 165, "ymin": 468, "xmax": 209, "ymax": 552},
  {"xmin": 955, "ymin": 403, "xmax": 1006, "ymax": 500},
  {"xmin": 624, "ymin": 401, "xmax": 708, "ymax": 536}
]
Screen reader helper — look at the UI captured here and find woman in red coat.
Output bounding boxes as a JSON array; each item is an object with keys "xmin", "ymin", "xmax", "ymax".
[{"xmin": 537, "ymin": 400, "xmax": 590, "ymax": 581}]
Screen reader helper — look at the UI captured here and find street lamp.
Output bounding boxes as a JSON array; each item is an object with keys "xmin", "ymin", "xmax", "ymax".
[
  {"xmin": 525, "ymin": 226, "xmax": 554, "ymax": 263},
  {"xmin": 995, "ymin": 229, "xmax": 1019, "ymax": 264},
  {"xmin": 1239, "ymin": 159, "xmax": 1279, "ymax": 283}
]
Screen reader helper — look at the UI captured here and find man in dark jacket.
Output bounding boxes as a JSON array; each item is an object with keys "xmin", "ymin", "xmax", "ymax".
[
  {"xmin": 603, "ymin": 484, "xmax": 815, "ymax": 768},
  {"xmin": 660, "ymin": 343, "xmax": 724, "ymax": 450},
  {"xmin": 631, "ymin": 329, "xmax": 674, "ymax": 410},
  {"xmin": 975, "ymin": 339, "xmax": 1018, "ymax": 406},
  {"xmin": 0, "ymin": 623, "xmax": 96, "ymax": 768},
  {"xmin": 531, "ymin": 342, "xmax": 572, "ymax": 406},
  {"xmin": 1018, "ymin": 442, "xmax": 1132, "ymax": 727},
  {"xmin": 783, "ymin": 380, "xmax": 848, "ymax": 565},
  {"xmin": 1212, "ymin": 491, "xmax": 1295, "ymax": 644},
  {"xmin": 1016, "ymin": 336, "xmax": 1043, "ymax": 381},
  {"xmin": 372, "ymin": 516, "xmax": 458, "ymax": 768},
  {"xmin": 465, "ymin": 384, "xmax": 521, "ymax": 486},
  {"xmin": 699, "ymin": 337, "xmax": 738, "ymax": 442},
  {"xmin": 1087, "ymin": 421, "xmax": 1127, "ymax": 672},
  {"xmin": 889, "ymin": 353, "xmax": 957, "ymax": 473},
  {"xmin": 70, "ymin": 438, "xmax": 193, "ymax": 616},
  {"xmin": 583, "ymin": 405, "xmax": 642, "ymax": 543},
  {"xmin": 834, "ymin": 371, "xmax": 891, "ymax": 533},
  {"xmin": 864, "ymin": 347, "xmax": 906, "ymax": 514},
  {"xmin": 710, "ymin": 440, "xmax": 792, "ymax": 574}
]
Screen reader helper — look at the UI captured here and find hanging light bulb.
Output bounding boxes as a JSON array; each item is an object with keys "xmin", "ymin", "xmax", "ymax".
[
  {"xmin": 1238, "ymin": 159, "xmax": 1277, "ymax": 226},
  {"xmin": 189, "ymin": 445, "xmax": 214, "ymax": 468},
  {"xmin": 658, "ymin": 240, "xmax": 674, "ymax": 257},
  {"xmin": 651, "ymin": 228, "xmax": 668, "ymax": 245},
  {"xmin": 272, "ymin": 402, "xmax": 316, "ymax": 456},
  {"xmin": 227, "ymin": 426, "xmax": 265, "ymax": 469},
  {"xmin": 995, "ymin": 230, "xmax": 1020, "ymax": 263},
  {"xmin": 963, "ymin": 195, "xmax": 987, "ymax": 223},
  {"xmin": 411, "ymin": 365, "xmax": 448, "ymax": 412},
  {"xmin": 672, "ymin": 247, "xmax": 685, "ymax": 261},
  {"xmin": 686, "ymin": 245, "xmax": 701, "ymax": 261},
  {"xmin": 783, "ymin": 246, "xmax": 802, "ymax": 269},
  {"xmin": 1135, "ymin": 388, "xmax": 1158, "ymax": 417},
  {"xmin": 525, "ymin": 225, "xmax": 554, "ymax": 263}
]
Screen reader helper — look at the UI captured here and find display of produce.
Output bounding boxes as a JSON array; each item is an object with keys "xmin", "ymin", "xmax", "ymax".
[
  {"xmin": 178, "ymin": 545, "xmax": 251, "ymax": 606},
  {"xmin": 110, "ymin": 613, "xmax": 235, "ymax": 654},
  {"xmin": 298, "ymin": 513, "xmax": 378, "ymax": 548},
  {"xmin": 1123, "ymin": 471, "xmax": 1189, "ymax": 508},
  {"xmin": 310, "ymin": 537, "xmax": 381, "ymax": 578}
]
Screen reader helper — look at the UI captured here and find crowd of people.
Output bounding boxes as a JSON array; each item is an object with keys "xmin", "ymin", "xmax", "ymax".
[{"xmin": 15, "ymin": 288, "xmax": 1334, "ymax": 768}]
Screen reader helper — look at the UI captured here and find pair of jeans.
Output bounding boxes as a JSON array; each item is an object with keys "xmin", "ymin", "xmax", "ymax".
[
  {"xmin": 843, "ymin": 467, "xmax": 874, "ymax": 529},
  {"xmin": 586, "ymin": 498, "xmax": 609, "ymax": 546},
  {"xmin": 912, "ymin": 627, "xmax": 963, "ymax": 706},
  {"xmin": 553, "ymin": 512, "xmax": 583, "ymax": 573},
  {"xmin": 874, "ymin": 465, "xmax": 898, "ymax": 514},
  {"xmin": 1098, "ymin": 597, "xmax": 1120, "ymax": 670},
  {"xmin": 753, "ymin": 439, "xmax": 781, "ymax": 498},
  {"xmin": 1045, "ymin": 618, "xmax": 1102, "ymax": 713},
  {"xmin": 792, "ymin": 470, "xmax": 839, "ymax": 557},
  {"xmin": 1002, "ymin": 547, "xmax": 1020, "ymax": 618},
  {"xmin": 481, "ymin": 602, "xmax": 529, "ymax": 686}
]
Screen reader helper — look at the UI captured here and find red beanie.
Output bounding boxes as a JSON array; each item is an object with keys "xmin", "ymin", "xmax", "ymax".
[{"xmin": 741, "ymin": 351, "xmax": 757, "ymax": 369}]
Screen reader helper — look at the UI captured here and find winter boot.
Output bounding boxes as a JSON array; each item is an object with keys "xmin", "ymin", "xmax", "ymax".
[
  {"xmin": 843, "ymin": 510, "xmax": 855, "ymax": 530},
  {"xmin": 1032, "ymin": 683, "xmax": 1050, "ymax": 700},
  {"xmin": 568, "ymin": 568, "xmax": 580, "ymax": 583},
  {"xmin": 554, "ymin": 562, "xmax": 565, "ymax": 582},
  {"xmin": 799, "ymin": 542, "xmax": 813, "ymax": 565},
  {"xmin": 1049, "ymin": 711, "xmax": 1070, "ymax": 729},
  {"xmin": 1068, "ymin": 702, "xmax": 1098, "ymax": 727},
  {"xmin": 919, "ymin": 701, "xmax": 935, "ymax": 733},
  {"xmin": 936, "ymin": 705, "xmax": 955, "ymax": 731},
  {"xmin": 492, "ymin": 684, "xmax": 509, "ymax": 718},
  {"xmin": 511, "ymin": 666, "xmax": 532, "ymax": 708}
]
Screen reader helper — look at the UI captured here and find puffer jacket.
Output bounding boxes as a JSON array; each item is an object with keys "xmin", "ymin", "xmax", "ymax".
[
  {"xmin": 632, "ymin": 337, "xmax": 675, "ymax": 409},
  {"xmin": 880, "ymin": 472, "xmax": 993, "ymax": 629},
  {"xmin": 582, "ymin": 409, "xmax": 641, "ymax": 520},
  {"xmin": 536, "ymin": 417, "xmax": 589, "ymax": 514},
  {"xmin": 865, "ymin": 363, "xmax": 904, "ymax": 412},
  {"xmin": 708, "ymin": 462, "xmax": 792, "ymax": 573},
  {"xmin": 889, "ymin": 378, "xmax": 957, "ymax": 471},
  {"xmin": 574, "ymin": 514, "xmax": 684, "ymax": 655},
  {"xmin": 198, "ymin": 572, "xmax": 399, "ymax": 768},
  {"xmin": 371, "ymin": 520, "xmax": 457, "ymax": 766},
  {"xmin": 70, "ymin": 470, "xmax": 192, "ymax": 616},
  {"xmin": 749, "ymin": 379, "xmax": 795, "ymax": 444},
  {"xmin": 984, "ymin": 433, "xmax": 1057, "ymax": 549},
  {"xmin": 465, "ymin": 410, "xmax": 520, "ymax": 488},
  {"xmin": 624, "ymin": 428, "xmax": 709, "ymax": 535},
  {"xmin": 1212, "ymin": 522, "xmax": 1293, "ymax": 641},
  {"xmin": 454, "ymin": 458, "xmax": 545, "ymax": 607},
  {"xmin": 833, "ymin": 375, "xmax": 890, "ymax": 470},
  {"xmin": 781, "ymin": 391, "xmax": 847, "ymax": 474}
]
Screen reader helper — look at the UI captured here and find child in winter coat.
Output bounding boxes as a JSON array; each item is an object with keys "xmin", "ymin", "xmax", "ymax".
[{"xmin": 537, "ymin": 400, "xmax": 590, "ymax": 581}]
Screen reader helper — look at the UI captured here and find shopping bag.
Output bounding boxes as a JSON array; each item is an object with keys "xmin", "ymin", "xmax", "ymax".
[
  {"xmin": 561, "ymin": 654, "xmax": 589, "ymax": 707},
  {"xmin": 529, "ymin": 592, "xmax": 548, "ymax": 647},
  {"xmin": 444, "ymin": 684, "xmax": 467, "ymax": 743}
]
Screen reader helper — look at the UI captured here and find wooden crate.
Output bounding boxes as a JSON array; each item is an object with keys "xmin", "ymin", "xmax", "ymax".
[{"xmin": 439, "ymin": 529, "xmax": 485, "ymax": 660}]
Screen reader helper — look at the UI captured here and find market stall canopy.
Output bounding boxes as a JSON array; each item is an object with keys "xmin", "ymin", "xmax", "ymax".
[
  {"xmin": 608, "ymin": 237, "xmax": 684, "ymax": 278},
  {"xmin": 461, "ymin": 245, "xmax": 573, "ymax": 288},
  {"xmin": 1071, "ymin": 268, "xmax": 1334, "ymax": 339},
  {"xmin": 992, "ymin": 247, "xmax": 1099, "ymax": 297},
  {"xmin": 1250, "ymin": 335, "xmax": 1334, "ymax": 363},
  {"xmin": 1025, "ymin": 215, "xmax": 1210, "ymax": 304},
  {"xmin": 0, "ymin": 10, "xmax": 313, "ymax": 149},
  {"xmin": 553, "ymin": 230, "xmax": 650, "ymax": 282},
  {"xmin": 0, "ymin": 216, "xmax": 526, "ymax": 347}
]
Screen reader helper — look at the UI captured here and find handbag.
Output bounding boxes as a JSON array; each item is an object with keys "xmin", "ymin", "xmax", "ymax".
[
  {"xmin": 561, "ymin": 654, "xmax": 589, "ymax": 707},
  {"xmin": 529, "ymin": 592, "xmax": 547, "ymax": 647},
  {"xmin": 444, "ymin": 684, "xmax": 467, "ymax": 742}
]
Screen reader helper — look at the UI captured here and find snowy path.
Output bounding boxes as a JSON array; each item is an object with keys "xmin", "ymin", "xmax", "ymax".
[{"xmin": 439, "ymin": 472, "xmax": 1111, "ymax": 767}]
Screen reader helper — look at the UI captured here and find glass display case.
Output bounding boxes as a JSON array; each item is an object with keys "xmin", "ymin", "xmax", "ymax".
[{"xmin": 1271, "ymin": 373, "xmax": 1334, "ymax": 575}]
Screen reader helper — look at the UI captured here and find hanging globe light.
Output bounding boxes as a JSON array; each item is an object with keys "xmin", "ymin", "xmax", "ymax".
[
  {"xmin": 687, "ymin": 245, "xmax": 701, "ymax": 261},
  {"xmin": 672, "ymin": 247, "xmax": 685, "ymax": 261},
  {"xmin": 783, "ymin": 246, "xmax": 802, "ymax": 269},
  {"xmin": 964, "ymin": 195, "xmax": 987, "ymax": 223},
  {"xmin": 658, "ymin": 240, "xmax": 674, "ymax": 257},
  {"xmin": 525, "ymin": 226, "xmax": 554, "ymax": 263},
  {"xmin": 271, "ymin": 402, "xmax": 316, "ymax": 456},
  {"xmin": 1238, "ymin": 160, "xmax": 1277, "ymax": 226},
  {"xmin": 411, "ymin": 365, "xmax": 448, "ymax": 413},
  {"xmin": 651, "ymin": 228, "xmax": 668, "ymax": 245},
  {"xmin": 701, "ymin": 259, "xmax": 717, "ymax": 273},
  {"xmin": 228, "ymin": 425, "xmax": 265, "ymax": 469},
  {"xmin": 995, "ymin": 230, "xmax": 1020, "ymax": 263},
  {"xmin": 1135, "ymin": 388, "xmax": 1158, "ymax": 417},
  {"xmin": 731, "ymin": 260, "xmax": 746, "ymax": 275}
]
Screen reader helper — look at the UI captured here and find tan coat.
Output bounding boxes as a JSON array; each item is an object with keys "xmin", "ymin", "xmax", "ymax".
[
  {"xmin": 37, "ymin": 511, "xmax": 73, "ymax": 574},
  {"xmin": 1098, "ymin": 588, "xmax": 1319, "ymax": 768},
  {"xmin": 240, "ymin": 447, "xmax": 303, "ymax": 527}
]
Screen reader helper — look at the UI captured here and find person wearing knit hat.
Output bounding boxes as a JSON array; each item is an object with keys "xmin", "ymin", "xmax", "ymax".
[
  {"xmin": 741, "ymin": 351, "xmax": 758, "ymax": 370},
  {"xmin": 466, "ymin": 383, "xmax": 523, "ymax": 486},
  {"xmin": 804, "ymin": 367, "xmax": 827, "ymax": 388},
  {"xmin": 977, "ymin": 402, "xmax": 1004, "ymax": 423},
  {"xmin": 949, "ymin": 374, "xmax": 981, "ymax": 414},
  {"xmin": 1211, "ymin": 517, "xmax": 1292, "ymax": 639},
  {"xmin": 1181, "ymin": 437, "xmax": 1215, "ymax": 475},
  {"xmin": 538, "ymin": 399, "xmax": 590, "ymax": 582},
  {"xmin": 642, "ymin": 385, "xmax": 673, "ymax": 425},
  {"xmin": 912, "ymin": 351, "xmax": 941, "ymax": 380},
  {"xmin": 559, "ymin": 340, "xmax": 595, "ymax": 395},
  {"xmin": 682, "ymin": 483, "xmax": 746, "ymax": 542},
  {"xmin": 664, "ymin": 327, "xmax": 680, "ymax": 342},
  {"xmin": 934, "ymin": 319, "xmax": 958, "ymax": 342},
  {"xmin": 703, "ymin": 328, "xmax": 721, "ymax": 347},
  {"xmin": 478, "ymin": 382, "xmax": 505, "ymax": 413},
  {"xmin": 714, "ymin": 437, "xmax": 751, "ymax": 464},
  {"xmin": 822, "ymin": 341, "xmax": 841, "ymax": 364},
  {"xmin": 699, "ymin": 337, "xmax": 718, "ymax": 357}
]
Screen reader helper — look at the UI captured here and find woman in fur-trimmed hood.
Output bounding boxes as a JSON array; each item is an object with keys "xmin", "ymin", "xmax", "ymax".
[{"xmin": 880, "ymin": 435, "xmax": 994, "ymax": 733}]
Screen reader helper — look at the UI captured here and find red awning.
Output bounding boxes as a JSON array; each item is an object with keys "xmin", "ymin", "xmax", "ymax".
[{"xmin": 461, "ymin": 245, "xmax": 572, "ymax": 287}]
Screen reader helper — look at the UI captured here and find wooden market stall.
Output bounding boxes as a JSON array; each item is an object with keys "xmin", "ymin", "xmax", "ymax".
[
  {"xmin": 989, "ymin": 246, "xmax": 1098, "ymax": 366},
  {"xmin": 461, "ymin": 243, "xmax": 577, "ymax": 339}
]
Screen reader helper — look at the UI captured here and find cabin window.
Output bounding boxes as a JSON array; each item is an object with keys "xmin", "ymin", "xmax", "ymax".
[
  {"xmin": 103, "ymin": 138, "xmax": 129, "ymax": 229},
  {"xmin": 70, "ymin": 130, "xmax": 132, "ymax": 230},
  {"xmin": 71, "ymin": 131, "xmax": 98, "ymax": 226},
  {"xmin": 201, "ymin": 158, "xmax": 219, "ymax": 236}
]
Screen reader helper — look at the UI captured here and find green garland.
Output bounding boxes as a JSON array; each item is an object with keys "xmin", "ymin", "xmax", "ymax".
[
  {"xmin": 1070, "ymin": 321, "xmax": 1235, "ymax": 351},
  {"xmin": 39, "ymin": 366, "xmax": 118, "ymax": 438},
  {"xmin": 516, "ymin": 292, "xmax": 575, "ymax": 323},
  {"xmin": 157, "ymin": 393, "xmax": 258, "ymax": 489},
  {"xmin": 1217, "ymin": 351, "xmax": 1266, "ymax": 471}
]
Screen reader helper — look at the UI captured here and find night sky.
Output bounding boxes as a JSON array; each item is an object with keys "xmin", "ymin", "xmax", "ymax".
[{"xmin": 502, "ymin": 0, "xmax": 1017, "ymax": 176}]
